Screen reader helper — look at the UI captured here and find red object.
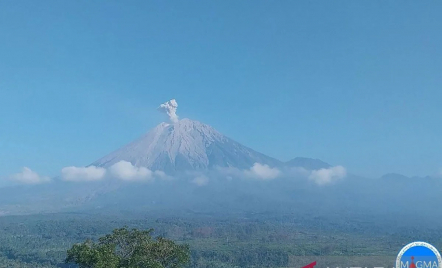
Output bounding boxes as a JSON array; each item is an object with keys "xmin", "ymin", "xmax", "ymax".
[
  {"xmin": 302, "ymin": 261, "xmax": 317, "ymax": 268},
  {"xmin": 410, "ymin": 257, "xmax": 416, "ymax": 268}
]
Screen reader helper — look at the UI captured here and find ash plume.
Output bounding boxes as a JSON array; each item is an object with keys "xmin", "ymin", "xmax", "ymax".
[{"xmin": 158, "ymin": 99, "xmax": 179, "ymax": 123}]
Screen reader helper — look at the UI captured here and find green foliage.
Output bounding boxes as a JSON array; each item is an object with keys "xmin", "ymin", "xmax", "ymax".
[
  {"xmin": 1, "ymin": 212, "xmax": 442, "ymax": 268},
  {"xmin": 65, "ymin": 227, "xmax": 190, "ymax": 268},
  {"xmin": 66, "ymin": 240, "xmax": 119, "ymax": 268}
]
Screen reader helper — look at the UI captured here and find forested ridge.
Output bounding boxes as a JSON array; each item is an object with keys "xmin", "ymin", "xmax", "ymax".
[{"xmin": 0, "ymin": 212, "xmax": 441, "ymax": 268}]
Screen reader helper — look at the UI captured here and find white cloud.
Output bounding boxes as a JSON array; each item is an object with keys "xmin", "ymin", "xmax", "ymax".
[
  {"xmin": 245, "ymin": 163, "xmax": 281, "ymax": 180},
  {"xmin": 286, "ymin": 166, "xmax": 311, "ymax": 177},
  {"xmin": 61, "ymin": 166, "xmax": 106, "ymax": 182},
  {"xmin": 215, "ymin": 163, "xmax": 281, "ymax": 180},
  {"xmin": 191, "ymin": 175, "xmax": 209, "ymax": 186},
  {"xmin": 308, "ymin": 166, "xmax": 346, "ymax": 186},
  {"xmin": 59, "ymin": 161, "xmax": 165, "ymax": 183},
  {"xmin": 10, "ymin": 167, "xmax": 50, "ymax": 184},
  {"xmin": 109, "ymin": 161, "xmax": 153, "ymax": 181},
  {"xmin": 216, "ymin": 163, "xmax": 346, "ymax": 186}
]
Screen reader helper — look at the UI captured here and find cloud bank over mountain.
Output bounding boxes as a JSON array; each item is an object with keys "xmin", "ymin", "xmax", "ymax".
[
  {"xmin": 109, "ymin": 160, "xmax": 164, "ymax": 181},
  {"xmin": 245, "ymin": 163, "xmax": 281, "ymax": 180},
  {"xmin": 58, "ymin": 161, "xmax": 346, "ymax": 185},
  {"xmin": 216, "ymin": 163, "xmax": 347, "ymax": 185},
  {"xmin": 61, "ymin": 166, "xmax": 106, "ymax": 182},
  {"xmin": 6, "ymin": 161, "xmax": 348, "ymax": 187},
  {"xmin": 308, "ymin": 166, "xmax": 347, "ymax": 185},
  {"xmin": 10, "ymin": 167, "xmax": 50, "ymax": 184},
  {"xmin": 59, "ymin": 161, "xmax": 167, "ymax": 183}
]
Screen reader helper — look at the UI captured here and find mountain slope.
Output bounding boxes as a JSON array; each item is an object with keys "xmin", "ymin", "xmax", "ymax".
[{"xmin": 92, "ymin": 118, "xmax": 282, "ymax": 173}]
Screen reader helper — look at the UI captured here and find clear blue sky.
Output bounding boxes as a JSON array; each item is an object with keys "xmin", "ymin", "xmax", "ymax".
[{"xmin": 0, "ymin": 1, "xmax": 441, "ymax": 180}]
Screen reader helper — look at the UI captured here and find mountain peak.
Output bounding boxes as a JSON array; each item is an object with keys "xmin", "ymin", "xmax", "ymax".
[{"xmin": 92, "ymin": 117, "xmax": 281, "ymax": 173}]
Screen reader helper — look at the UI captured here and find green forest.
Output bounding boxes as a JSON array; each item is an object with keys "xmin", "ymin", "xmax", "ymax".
[{"xmin": 0, "ymin": 211, "xmax": 441, "ymax": 268}]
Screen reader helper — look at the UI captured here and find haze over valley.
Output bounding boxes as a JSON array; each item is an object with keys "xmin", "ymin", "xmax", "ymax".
[{"xmin": 1, "ymin": 100, "xmax": 440, "ymax": 225}]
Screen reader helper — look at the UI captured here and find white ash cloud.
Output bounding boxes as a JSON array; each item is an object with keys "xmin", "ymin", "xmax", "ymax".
[
  {"xmin": 61, "ymin": 166, "xmax": 106, "ymax": 182},
  {"xmin": 308, "ymin": 166, "xmax": 346, "ymax": 186},
  {"xmin": 10, "ymin": 167, "xmax": 50, "ymax": 184},
  {"xmin": 158, "ymin": 99, "xmax": 179, "ymax": 123}
]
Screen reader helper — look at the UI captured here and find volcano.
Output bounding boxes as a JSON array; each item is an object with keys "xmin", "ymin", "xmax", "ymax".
[{"xmin": 92, "ymin": 118, "xmax": 282, "ymax": 173}]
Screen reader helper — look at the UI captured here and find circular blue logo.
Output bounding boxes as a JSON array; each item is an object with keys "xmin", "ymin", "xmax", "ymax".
[{"xmin": 396, "ymin": 242, "xmax": 442, "ymax": 268}]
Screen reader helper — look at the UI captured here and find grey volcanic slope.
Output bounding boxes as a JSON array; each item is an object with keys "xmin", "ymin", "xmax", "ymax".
[{"xmin": 92, "ymin": 118, "xmax": 282, "ymax": 173}]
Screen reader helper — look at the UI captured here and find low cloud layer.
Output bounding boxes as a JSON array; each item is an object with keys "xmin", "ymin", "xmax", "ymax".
[
  {"xmin": 61, "ymin": 161, "xmax": 163, "ymax": 182},
  {"xmin": 158, "ymin": 99, "xmax": 179, "ymax": 123},
  {"xmin": 217, "ymin": 163, "xmax": 282, "ymax": 181},
  {"xmin": 61, "ymin": 166, "xmax": 106, "ymax": 182},
  {"xmin": 308, "ymin": 166, "xmax": 347, "ymax": 186},
  {"xmin": 10, "ymin": 167, "xmax": 50, "ymax": 184},
  {"xmin": 10, "ymin": 162, "xmax": 346, "ymax": 186},
  {"xmin": 191, "ymin": 175, "xmax": 209, "ymax": 186},
  {"xmin": 245, "ymin": 163, "xmax": 281, "ymax": 180},
  {"xmin": 109, "ymin": 161, "xmax": 154, "ymax": 181},
  {"xmin": 217, "ymin": 162, "xmax": 346, "ymax": 185}
]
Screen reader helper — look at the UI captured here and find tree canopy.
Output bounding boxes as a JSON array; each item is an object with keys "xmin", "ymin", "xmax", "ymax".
[{"xmin": 65, "ymin": 227, "xmax": 190, "ymax": 268}]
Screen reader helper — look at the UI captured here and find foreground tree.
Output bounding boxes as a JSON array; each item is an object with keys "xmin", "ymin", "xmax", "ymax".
[{"xmin": 65, "ymin": 227, "xmax": 190, "ymax": 268}]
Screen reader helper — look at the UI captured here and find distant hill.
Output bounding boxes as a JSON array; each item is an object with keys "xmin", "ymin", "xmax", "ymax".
[
  {"xmin": 380, "ymin": 173, "xmax": 433, "ymax": 181},
  {"xmin": 380, "ymin": 173, "xmax": 410, "ymax": 181},
  {"xmin": 285, "ymin": 157, "xmax": 331, "ymax": 170}
]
